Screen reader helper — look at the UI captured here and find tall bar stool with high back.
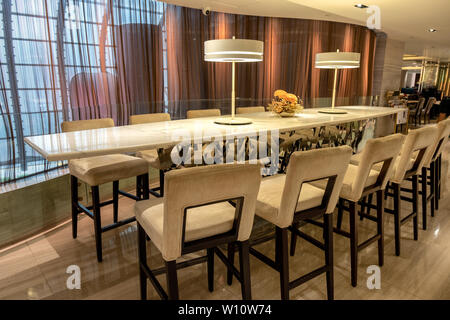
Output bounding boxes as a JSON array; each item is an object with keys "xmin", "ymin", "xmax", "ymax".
[
  {"xmin": 186, "ymin": 109, "xmax": 221, "ymax": 119},
  {"xmin": 383, "ymin": 126, "xmax": 437, "ymax": 255},
  {"xmin": 247, "ymin": 146, "xmax": 352, "ymax": 300},
  {"xmin": 62, "ymin": 118, "xmax": 149, "ymax": 262},
  {"xmin": 354, "ymin": 127, "xmax": 438, "ymax": 256},
  {"xmin": 300, "ymin": 134, "xmax": 405, "ymax": 286},
  {"xmin": 135, "ymin": 164, "xmax": 261, "ymax": 300},
  {"xmin": 400, "ymin": 119, "xmax": 450, "ymax": 230},
  {"xmin": 130, "ymin": 113, "xmax": 173, "ymax": 198}
]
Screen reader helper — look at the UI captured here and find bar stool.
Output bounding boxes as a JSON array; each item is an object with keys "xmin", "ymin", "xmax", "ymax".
[
  {"xmin": 62, "ymin": 118, "xmax": 149, "ymax": 262},
  {"xmin": 383, "ymin": 126, "xmax": 437, "ymax": 255},
  {"xmin": 305, "ymin": 134, "xmax": 405, "ymax": 286},
  {"xmin": 403, "ymin": 119, "xmax": 450, "ymax": 230},
  {"xmin": 241, "ymin": 146, "xmax": 352, "ymax": 300},
  {"xmin": 130, "ymin": 113, "xmax": 173, "ymax": 198},
  {"xmin": 186, "ymin": 109, "xmax": 221, "ymax": 119},
  {"xmin": 135, "ymin": 163, "xmax": 261, "ymax": 300},
  {"xmin": 354, "ymin": 127, "xmax": 438, "ymax": 256}
]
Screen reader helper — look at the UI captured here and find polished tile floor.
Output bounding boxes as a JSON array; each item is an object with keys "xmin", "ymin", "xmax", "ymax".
[{"xmin": 1, "ymin": 145, "xmax": 449, "ymax": 300}]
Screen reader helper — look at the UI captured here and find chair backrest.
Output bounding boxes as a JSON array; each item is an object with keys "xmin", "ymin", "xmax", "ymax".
[
  {"xmin": 129, "ymin": 113, "xmax": 171, "ymax": 125},
  {"xmin": 162, "ymin": 163, "xmax": 261, "ymax": 260},
  {"xmin": 350, "ymin": 134, "xmax": 405, "ymax": 201},
  {"xmin": 236, "ymin": 106, "xmax": 266, "ymax": 114},
  {"xmin": 423, "ymin": 118, "xmax": 450, "ymax": 166},
  {"xmin": 391, "ymin": 126, "xmax": 438, "ymax": 183},
  {"xmin": 61, "ymin": 118, "xmax": 115, "ymax": 132},
  {"xmin": 276, "ymin": 146, "xmax": 352, "ymax": 228},
  {"xmin": 424, "ymin": 97, "xmax": 437, "ymax": 115},
  {"xmin": 186, "ymin": 109, "xmax": 221, "ymax": 119},
  {"xmin": 414, "ymin": 97, "xmax": 426, "ymax": 114}
]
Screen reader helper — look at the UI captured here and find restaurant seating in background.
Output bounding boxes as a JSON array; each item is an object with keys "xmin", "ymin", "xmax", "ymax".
[
  {"xmin": 236, "ymin": 106, "xmax": 266, "ymax": 114},
  {"xmin": 135, "ymin": 164, "xmax": 261, "ymax": 300},
  {"xmin": 408, "ymin": 97, "xmax": 426, "ymax": 126},
  {"xmin": 62, "ymin": 118, "xmax": 149, "ymax": 262},
  {"xmin": 421, "ymin": 97, "xmax": 437, "ymax": 124},
  {"xmin": 130, "ymin": 113, "xmax": 173, "ymax": 198}
]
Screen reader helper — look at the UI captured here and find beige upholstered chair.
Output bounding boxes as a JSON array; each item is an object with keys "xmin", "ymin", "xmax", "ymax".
[
  {"xmin": 382, "ymin": 126, "xmax": 438, "ymax": 255},
  {"xmin": 236, "ymin": 106, "xmax": 266, "ymax": 114},
  {"xmin": 350, "ymin": 127, "xmax": 438, "ymax": 256},
  {"xmin": 63, "ymin": 118, "xmax": 149, "ymax": 262},
  {"xmin": 130, "ymin": 113, "xmax": 172, "ymax": 197},
  {"xmin": 306, "ymin": 134, "xmax": 405, "ymax": 286},
  {"xmin": 186, "ymin": 109, "xmax": 221, "ymax": 119},
  {"xmin": 135, "ymin": 164, "xmax": 261, "ymax": 300},
  {"xmin": 242, "ymin": 146, "xmax": 352, "ymax": 300}
]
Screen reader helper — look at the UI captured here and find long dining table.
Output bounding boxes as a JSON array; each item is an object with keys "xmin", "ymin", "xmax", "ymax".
[{"xmin": 25, "ymin": 106, "xmax": 405, "ymax": 162}]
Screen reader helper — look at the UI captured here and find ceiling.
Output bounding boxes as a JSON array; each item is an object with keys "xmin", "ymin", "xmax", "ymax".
[{"xmin": 162, "ymin": 0, "xmax": 450, "ymax": 59}]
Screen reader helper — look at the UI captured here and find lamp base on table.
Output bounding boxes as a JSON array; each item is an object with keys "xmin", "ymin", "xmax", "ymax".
[
  {"xmin": 318, "ymin": 108, "xmax": 348, "ymax": 114},
  {"xmin": 214, "ymin": 117, "xmax": 253, "ymax": 125}
]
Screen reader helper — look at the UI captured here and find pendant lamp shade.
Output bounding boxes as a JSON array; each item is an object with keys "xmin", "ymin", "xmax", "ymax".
[
  {"xmin": 204, "ymin": 39, "xmax": 264, "ymax": 62},
  {"xmin": 315, "ymin": 52, "xmax": 360, "ymax": 69}
]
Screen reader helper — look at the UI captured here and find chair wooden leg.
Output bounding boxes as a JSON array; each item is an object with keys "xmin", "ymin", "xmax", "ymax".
[
  {"xmin": 91, "ymin": 186, "xmax": 103, "ymax": 262},
  {"xmin": 349, "ymin": 201, "xmax": 358, "ymax": 287},
  {"xmin": 70, "ymin": 176, "xmax": 78, "ymax": 239},
  {"xmin": 366, "ymin": 193, "xmax": 373, "ymax": 216},
  {"xmin": 324, "ymin": 213, "xmax": 334, "ymax": 300},
  {"xmin": 227, "ymin": 243, "xmax": 235, "ymax": 285},
  {"xmin": 159, "ymin": 170, "xmax": 165, "ymax": 197},
  {"xmin": 421, "ymin": 167, "xmax": 427, "ymax": 230},
  {"xmin": 337, "ymin": 198, "xmax": 344, "ymax": 230},
  {"xmin": 113, "ymin": 181, "xmax": 119, "ymax": 223},
  {"xmin": 137, "ymin": 222, "xmax": 147, "ymax": 300},
  {"xmin": 431, "ymin": 161, "xmax": 436, "ymax": 216},
  {"xmin": 239, "ymin": 240, "xmax": 252, "ymax": 300},
  {"xmin": 393, "ymin": 183, "xmax": 401, "ymax": 256},
  {"xmin": 360, "ymin": 196, "xmax": 367, "ymax": 221},
  {"xmin": 376, "ymin": 190, "xmax": 384, "ymax": 267},
  {"xmin": 412, "ymin": 175, "xmax": 419, "ymax": 241},
  {"xmin": 207, "ymin": 248, "xmax": 214, "ymax": 292},
  {"xmin": 289, "ymin": 223, "xmax": 298, "ymax": 256},
  {"xmin": 276, "ymin": 227, "xmax": 289, "ymax": 300},
  {"xmin": 136, "ymin": 175, "xmax": 142, "ymax": 199},
  {"xmin": 165, "ymin": 260, "xmax": 179, "ymax": 300},
  {"xmin": 140, "ymin": 173, "xmax": 149, "ymax": 200}
]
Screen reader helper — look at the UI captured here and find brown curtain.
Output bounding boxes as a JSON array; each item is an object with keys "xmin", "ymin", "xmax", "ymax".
[{"xmin": 166, "ymin": 5, "xmax": 377, "ymax": 117}]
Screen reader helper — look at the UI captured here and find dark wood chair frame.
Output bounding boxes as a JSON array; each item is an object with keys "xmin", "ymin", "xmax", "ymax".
[
  {"xmin": 327, "ymin": 157, "xmax": 394, "ymax": 287},
  {"xmin": 363, "ymin": 148, "xmax": 427, "ymax": 256},
  {"xmin": 228, "ymin": 174, "xmax": 338, "ymax": 300},
  {"xmin": 71, "ymin": 173, "xmax": 149, "ymax": 262},
  {"xmin": 421, "ymin": 97, "xmax": 437, "ymax": 125},
  {"xmin": 138, "ymin": 197, "xmax": 253, "ymax": 300},
  {"xmin": 409, "ymin": 98, "xmax": 425, "ymax": 126}
]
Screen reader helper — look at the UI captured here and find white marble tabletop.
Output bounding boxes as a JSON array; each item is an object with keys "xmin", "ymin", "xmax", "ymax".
[{"xmin": 25, "ymin": 106, "xmax": 404, "ymax": 161}]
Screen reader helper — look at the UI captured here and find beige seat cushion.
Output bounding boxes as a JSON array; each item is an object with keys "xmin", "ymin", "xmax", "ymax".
[
  {"xmin": 137, "ymin": 148, "xmax": 173, "ymax": 170},
  {"xmin": 310, "ymin": 163, "xmax": 380, "ymax": 201},
  {"xmin": 69, "ymin": 154, "xmax": 148, "ymax": 186},
  {"xmin": 135, "ymin": 198, "xmax": 238, "ymax": 255},
  {"xmin": 255, "ymin": 174, "xmax": 325, "ymax": 224}
]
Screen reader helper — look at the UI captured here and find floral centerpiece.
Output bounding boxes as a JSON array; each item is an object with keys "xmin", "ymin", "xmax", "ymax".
[{"xmin": 268, "ymin": 90, "xmax": 304, "ymax": 117}]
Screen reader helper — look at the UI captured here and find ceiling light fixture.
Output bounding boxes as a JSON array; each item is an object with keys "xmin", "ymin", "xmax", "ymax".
[
  {"xmin": 354, "ymin": 4, "xmax": 368, "ymax": 9},
  {"xmin": 428, "ymin": 28, "xmax": 437, "ymax": 32}
]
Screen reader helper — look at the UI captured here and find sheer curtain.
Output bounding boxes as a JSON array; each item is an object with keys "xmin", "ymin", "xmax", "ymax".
[{"xmin": 0, "ymin": 0, "xmax": 165, "ymax": 183}]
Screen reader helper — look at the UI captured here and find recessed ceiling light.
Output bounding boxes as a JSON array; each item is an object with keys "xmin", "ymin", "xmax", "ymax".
[
  {"xmin": 428, "ymin": 28, "xmax": 437, "ymax": 32},
  {"xmin": 354, "ymin": 4, "xmax": 368, "ymax": 9}
]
